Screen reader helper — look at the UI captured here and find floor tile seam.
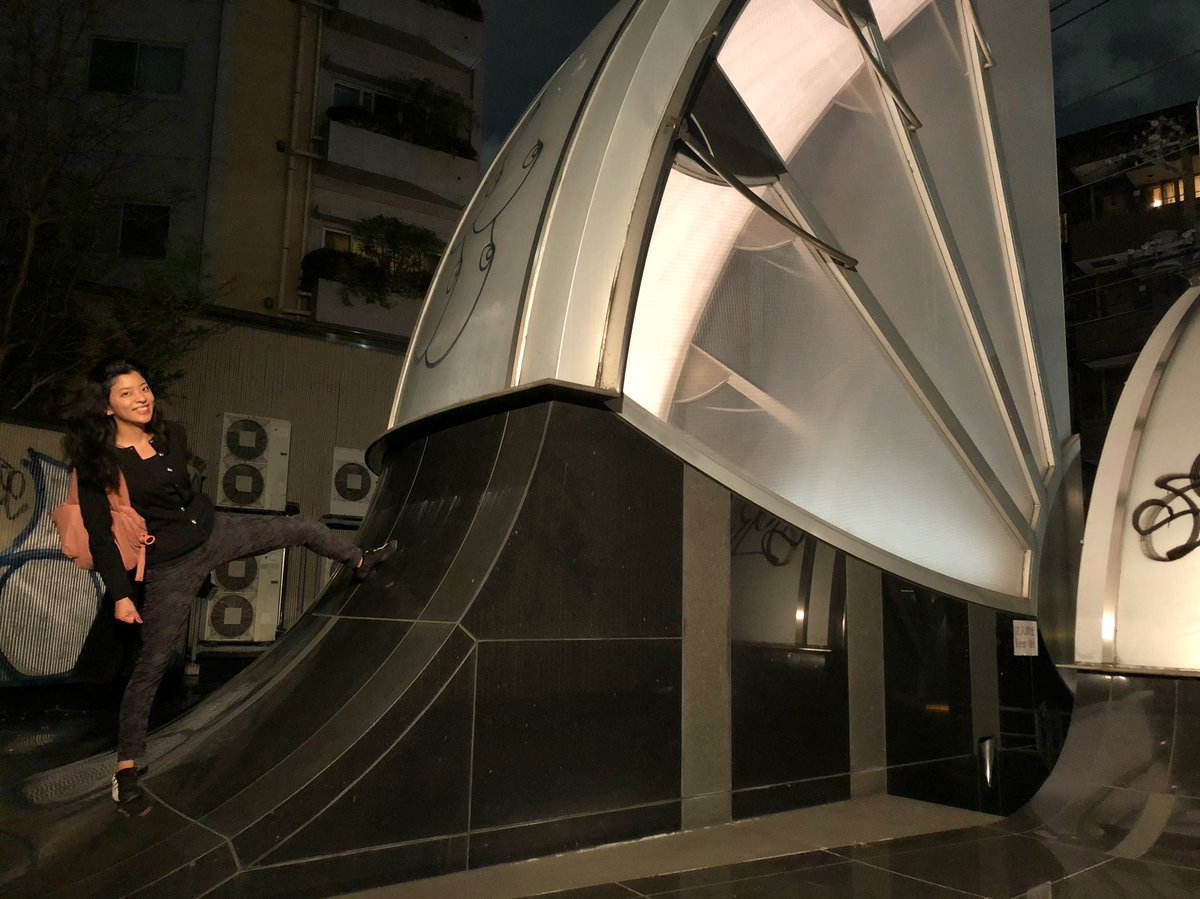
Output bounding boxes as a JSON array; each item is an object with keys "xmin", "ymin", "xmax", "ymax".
[
  {"xmin": 1004, "ymin": 830, "xmax": 1119, "ymax": 860},
  {"xmin": 613, "ymin": 885, "xmax": 651, "ymax": 898},
  {"xmin": 731, "ymin": 772, "xmax": 850, "ymax": 793},
  {"xmin": 328, "ymin": 435, "xmax": 427, "ymax": 617},
  {"xmin": 21, "ymin": 618, "xmax": 341, "ymax": 806},
  {"xmin": 846, "ymin": 857, "xmax": 988, "ymax": 898},
  {"xmin": 825, "ymin": 827, "xmax": 1014, "ymax": 863},
  {"xmin": 883, "ymin": 752, "xmax": 979, "ymax": 771},
  {"xmin": 246, "ymin": 832, "xmax": 470, "ymax": 870},
  {"xmin": 608, "ymin": 885, "xmax": 649, "ymax": 898},
  {"xmin": 238, "ymin": 795, "xmax": 684, "ymax": 874},
  {"xmin": 1105, "ymin": 852, "xmax": 1200, "ymax": 875},
  {"xmin": 312, "ymin": 614, "xmax": 457, "ymax": 624},
  {"xmin": 244, "ymin": 643, "xmax": 478, "ymax": 867},
  {"xmin": 110, "ymin": 826, "xmax": 241, "ymax": 899},
  {"xmin": 418, "ymin": 412, "xmax": 512, "ymax": 617},
  {"xmin": 465, "ymin": 638, "xmax": 480, "ymax": 865},
  {"xmin": 344, "ymin": 435, "xmax": 427, "ymax": 617},
  {"xmin": 990, "ymin": 778, "xmax": 1176, "ymax": 837},
  {"xmin": 468, "ymin": 795, "xmax": 682, "ymax": 837},
  {"xmin": 451, "ymin": 406, "xmax": 552, "ymax": 631},
  {"xmin": 36, "ymin": 793, "xmax": 237, "ymax": 897},
  {"xmin": 201, "ymin": 619, "xmax": 458, "ymax": 829},
  {"xmin": 616, "ymin": 851, "xmax": 851, "ymax": 896},
  {"xmin": 1045, "ymin": 857, "xmax": 1117, "ymax": 888},
  {"xmin": 474, "ymin": 636, "xmax": 684, "ymax": 643},
  {"xmin": 145, "ymin": 785, "xmax": 246, "ymax": 866},
  {"xmin": 977, "ymin": 827, "xmax": 1123, "ymax": 863},
  {"xmin": 1168, "ymin": 679, "xmax": 1181, "ymax": 791}
]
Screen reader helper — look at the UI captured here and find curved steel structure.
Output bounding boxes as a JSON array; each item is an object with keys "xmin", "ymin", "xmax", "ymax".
[{"xmin": 385, "ymin": 0, "xmax": 1070, "ymax": 609}]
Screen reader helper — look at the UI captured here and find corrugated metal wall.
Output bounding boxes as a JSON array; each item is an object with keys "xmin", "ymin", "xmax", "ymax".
[
  {"xmin": 169, "ymin": 323, "xmax": 404, "ymax": 520},
  {"xmin": 170, "ymin": 323, "xmax": 404, "ymax": 618}
]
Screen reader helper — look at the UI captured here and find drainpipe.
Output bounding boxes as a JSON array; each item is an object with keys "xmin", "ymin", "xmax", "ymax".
[
  {"xmin": 298, "ymin": 8, "xmax": 324, "ymax": 312},
  {"xmin": 276, "ymin": 0, "xmax": 308, "ymax": 313}
]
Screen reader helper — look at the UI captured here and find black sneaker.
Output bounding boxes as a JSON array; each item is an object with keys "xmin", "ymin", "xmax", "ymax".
[
  {"xmin": 355, "ymin": 539, "xmax": 398, "ymax": 580},
  {"xmin": 111, "ymin": 768, "xmax": 143, "ymax": 803}
]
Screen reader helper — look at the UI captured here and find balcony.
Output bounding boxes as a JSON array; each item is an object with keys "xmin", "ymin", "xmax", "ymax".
[
  {"xmin": 300, "ymin": 244, "xmax": 435, "ymax": 338},
  {"xmin": 311, "ymin": 278, "xmax": 423, "ymax": 338},
  {"xmin": 325, "ymin": 117, "xmax": 478, "ymax": 207}
]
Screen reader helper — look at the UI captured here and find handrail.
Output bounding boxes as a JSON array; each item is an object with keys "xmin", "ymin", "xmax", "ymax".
[
  {"xmin": 962, "ymin": 0, "xmax": 996, "ymax": 69},
  {"xmin": 678, "ymin": 121, "xmax": 859, "ymax": 271},
  {"xmin": 832, "ymin": 0, "xmax": 923, "ymax": 131}
]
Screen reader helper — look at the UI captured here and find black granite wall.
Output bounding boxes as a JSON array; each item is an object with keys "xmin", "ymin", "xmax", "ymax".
[{"xmin": 4, "ymin": 400, "xmax": 1072, "ymax": 897}]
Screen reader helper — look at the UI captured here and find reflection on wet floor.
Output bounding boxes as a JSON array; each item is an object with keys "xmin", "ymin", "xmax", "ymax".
[{"xmin": 0, "ymin": 656, "xmax": 251, "ymax": 802}]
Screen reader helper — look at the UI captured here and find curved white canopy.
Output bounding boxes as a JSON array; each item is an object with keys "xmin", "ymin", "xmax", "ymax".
[{"xmin": 388, "ymin": 0, "xmax": 1068, "ymax": 607}]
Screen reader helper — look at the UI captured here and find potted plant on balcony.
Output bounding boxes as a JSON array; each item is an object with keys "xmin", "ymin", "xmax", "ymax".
[{"xmin": 300, "ymin": 216, "xmax": 445, "ymax": 308}]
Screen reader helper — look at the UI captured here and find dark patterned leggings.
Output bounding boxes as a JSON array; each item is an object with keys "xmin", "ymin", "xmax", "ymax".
[{"xmin": 117, "ymin": 513, "xmax": 362, "ymax": 761}]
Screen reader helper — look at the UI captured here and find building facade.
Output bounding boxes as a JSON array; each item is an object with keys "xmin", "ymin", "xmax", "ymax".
[
  {"xmin": 1058, "ymin": 101, "xmax": 1200, "ymax": 482},
  {"xmin": 204, "ymin": 0, "xmax": 484, "ymax": 336},
  {"xmin": 0, "ymin": 0, "xmax": 485, "ymax": 681},
  {"xmin": 96, "ymin": 0, "xmax": 485, "ymax": 494}
]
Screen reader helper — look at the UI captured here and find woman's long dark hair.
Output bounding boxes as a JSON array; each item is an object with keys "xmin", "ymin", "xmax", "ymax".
[{"xmin": 63, "ymin": 358, "xmax": 167, "ymax": 491}]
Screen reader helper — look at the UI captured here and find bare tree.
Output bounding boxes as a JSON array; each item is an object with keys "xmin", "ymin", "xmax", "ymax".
[{"xmin": 0, "ymin": 0, "xmax": 218, "ymax": 419}]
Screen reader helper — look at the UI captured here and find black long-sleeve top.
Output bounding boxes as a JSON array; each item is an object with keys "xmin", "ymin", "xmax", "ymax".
[{"xmin": 78, "ymin": 421, "xmax": 214, "ymax": 601}]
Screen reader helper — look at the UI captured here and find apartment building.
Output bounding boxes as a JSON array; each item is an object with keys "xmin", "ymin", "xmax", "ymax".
[
  {"xmin": 1058, "ymin": 101, "xmax": 1200, "ymax": 481},
  {"xmin": 205, "ymin": 0, "xmax": 484, "ymax": 337},
  {"xmin": 0, "ymin": 0, "xmax": 486, "ymax": 682}
]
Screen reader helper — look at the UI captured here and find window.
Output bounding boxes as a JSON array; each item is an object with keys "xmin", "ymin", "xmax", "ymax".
[
  {"xmin": 89, "ymin": 39, "xmax": 185, "ymax": 95},
  {"xmin": 323, "ymin": 228, "xmax": 365, "ymax": 255},
  {"xmin": 120, "ymin": 204, "xmax": 171, "ymax": 259},
  {"xmin": 332, "ymin": 82, "xmax": 396, "ymax": 117},
  {"xmin": 1150, "ymin": 174, "xmax": 1200, "ymax": 209}
]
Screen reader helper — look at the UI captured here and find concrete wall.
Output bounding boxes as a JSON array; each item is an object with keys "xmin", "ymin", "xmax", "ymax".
[{"xmin": 325, "ymin": 121, "xmax": 478, "ymax": 206}]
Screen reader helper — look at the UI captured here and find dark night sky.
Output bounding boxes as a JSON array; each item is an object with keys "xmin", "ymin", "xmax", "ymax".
[
  {"xmin": 480, "ymin": 0, "xmax": 1199, "ymax": 161},
  {"xmin": 1052, "ymin": 0, "xmax": 1200, "ymax": 135},
  {"xmin": 480, "ymin": 0, "xmax": 621, "ymax": 164}
]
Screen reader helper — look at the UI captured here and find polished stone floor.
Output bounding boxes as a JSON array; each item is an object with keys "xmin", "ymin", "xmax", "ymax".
[
  {"xmin": 356, "ymin": 796, "xmax": 999, "ymax": 898},
  {"xmin": 357, "ymin": 786, "xmax": 1200, "ymax": 898}
]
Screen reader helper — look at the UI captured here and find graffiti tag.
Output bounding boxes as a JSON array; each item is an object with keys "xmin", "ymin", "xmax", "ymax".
[
  {"xmin": 731, "ymin": 504, "xmax": 805, "ymax": 567},
  {"xmin": 1, "ymin": 455, "xmax": 30, "ymax": 521},
  {"xmin": 1132, "ymin": 453, "xmax": 1200, "ymax": 562}
]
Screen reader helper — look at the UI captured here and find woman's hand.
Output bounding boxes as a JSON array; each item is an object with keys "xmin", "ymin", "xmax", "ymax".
[{"xmin": 114, "ymin": 598, "xmax": 143, "ymax": 625}]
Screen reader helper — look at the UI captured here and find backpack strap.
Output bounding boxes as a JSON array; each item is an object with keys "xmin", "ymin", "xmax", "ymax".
[
  {"xmin": 114, "ymin": 471, "xmax": 133, "ymax": 506},
  {"xmin": 111, "ymin": 470, "xmax": 156, "ymax": 581},
  {"xmin": 133, "ymin": 533, "xmax": 156, "ymax": 582}
]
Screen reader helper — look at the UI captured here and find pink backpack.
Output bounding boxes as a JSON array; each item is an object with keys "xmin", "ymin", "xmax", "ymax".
[{"xmin": 52, "ymin": 472, "xmax": 156, "ymax": 582}]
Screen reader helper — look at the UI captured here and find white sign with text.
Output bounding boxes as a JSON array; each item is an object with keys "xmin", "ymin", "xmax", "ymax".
[{"xmin": 1013, "ymin": 620, "xmax": 1038, "ymax": 656}]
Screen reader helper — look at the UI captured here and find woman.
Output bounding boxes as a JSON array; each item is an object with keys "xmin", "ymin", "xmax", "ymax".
[{"xmin": 64, "ymin": 358, "xmax": 396, "ymax": 804}]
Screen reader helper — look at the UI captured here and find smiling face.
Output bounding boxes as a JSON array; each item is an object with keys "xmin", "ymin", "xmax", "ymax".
[{"xmin": 106, "ymin": 372, "xmax": 154, "ymax": 429}]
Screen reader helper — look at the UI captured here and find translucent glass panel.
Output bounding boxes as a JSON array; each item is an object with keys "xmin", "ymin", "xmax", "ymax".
[
  {"xmin": 1114, "ymin": 306, "xmax": 1200, "ymax": 669},
  {"xmin": 719, "ymin": 0, "xmax": 1034, "ymax": 519},
  {"xmin": 885, "ymin": 0, "xmax": 1048, "ymax": 472},
  {"xmin": 626, "ymin": 173, "xmax": 1027, "ymax": 596},
  {"xmin": 392, "ymin": 1, "xmax": 633, "ymax": 429}
]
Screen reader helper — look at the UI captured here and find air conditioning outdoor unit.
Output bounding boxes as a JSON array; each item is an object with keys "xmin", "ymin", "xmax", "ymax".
[
  {"xmin": 328, "ymin": 446, "xmax": 375, "ymax": 519},
  {"xmin": 201, "ymin": 547, "xmax": 286, "ymax": 643},
  {"xmin": 215, "ymin": 414, "xmax": 291, "ymax": 511}
]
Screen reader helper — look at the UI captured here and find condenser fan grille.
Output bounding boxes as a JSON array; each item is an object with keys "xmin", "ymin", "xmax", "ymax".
[
  {"xmin": 334, "ymin": 462, "xmax": 372, "ymax": 502},
  {"xmin": 214, "ymin": 557, "xmax": 258, "ymax": 591},
  {"xmin": 208, "ymin": 594, "xmax": 254, "ymax": 639},
  {"xmin": 222, "ymin": 463, "xmax": 264, "ymax": 505},
  {"xmin": 225, "ymin": 419, "xmax": 269, "ymax": 460}
]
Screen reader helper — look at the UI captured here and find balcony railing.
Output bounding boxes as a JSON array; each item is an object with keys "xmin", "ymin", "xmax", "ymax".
[
  {"xmin": 327, "ymin": 103, "xmax": 476, "ymax": 161},
  {"xmin": 299, "ymin": 248, "xmax": 434, "ymax": 300}
]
